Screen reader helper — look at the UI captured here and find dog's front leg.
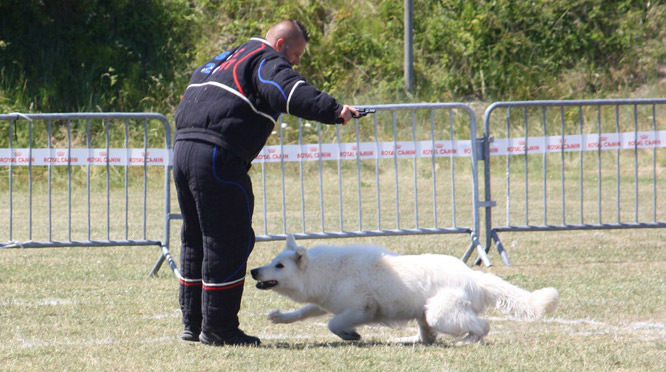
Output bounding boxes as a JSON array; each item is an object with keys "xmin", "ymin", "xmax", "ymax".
[
  {"xmin": 268, "ymin": 304, "xmax": 328, "ymax": 324},
  {"xmin": 328, "ymin": 309, "xmax": 372, "ymax": 341}
]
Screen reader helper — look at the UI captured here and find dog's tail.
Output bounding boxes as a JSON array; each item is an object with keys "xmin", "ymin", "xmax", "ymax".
[{"xmin": 475, "ymin": 272, "xmax": 559, "ymax": 320}]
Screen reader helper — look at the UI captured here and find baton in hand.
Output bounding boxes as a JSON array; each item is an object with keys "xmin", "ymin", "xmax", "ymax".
[{"xmin": 336, "ymin": 108, "xmax": 376, "ymax": 123}]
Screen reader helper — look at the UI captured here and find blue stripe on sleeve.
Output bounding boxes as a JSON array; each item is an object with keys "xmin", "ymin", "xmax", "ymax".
[{"xmin": 257, "ymin": 59, "xmax": 288, "ymax": 101}]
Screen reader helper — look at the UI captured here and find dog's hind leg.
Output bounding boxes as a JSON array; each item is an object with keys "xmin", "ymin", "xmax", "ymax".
[
  {"xmin": 416, "ymin": 316, "xmax": 438, "ymax": 344},
  {"xmin": 328, "ymin": 309, "xmax": 373, "ymax": 341},
  {"xmin": 268, "ymin": 304, "xmax": 328, "ymax": 324},
  {"xmin": 425, "ymin": 288, "xmax": 489, "ymax": 344},
  {"xmin": 392, "ymin": 316, "xmax": 437, "ymax": 345}
]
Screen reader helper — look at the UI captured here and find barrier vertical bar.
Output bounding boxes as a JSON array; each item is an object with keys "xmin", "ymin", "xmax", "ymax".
[
  {"xmin": 542, "ymin": 107, "xmax": 547, "ymax": 225},
  {"xmin": 143, "ymin": 119, "xmax": 148, "ymax": 239},
  {"xmin": 279, "ymin": 118, "xmax": 287, "ymax": 234},
  {"xmin": 597, "ymin": 106, "xmax": 602, "ymax": 223},
  {"xmin": 448, "ymin": 109, "xmax": 456, "ymax": 227},
  {"xmin": 560, "ymin": 107, "xmax": 566, "ymax": 224},
  {"xmin": 151, "ymin": 113, "xmax": 175, "ymax": 277},
  {"xmin": 482, "ymin": 107, "xmax": 495, "ymax": 260},
  {"xmin": 392, "ymin": 111, "xmax": 400, "ymax": 229},
  {"xmin": 615, "ymin": 106, "xmax": 621, "ymax": 223},
  {"xmin": 355, "ymin": 117, "xmax": 363, "ymax": 231},
  {"xmin": 261, "ymin": 137, "xmax": 268, "ymax": 236},
  {"xmin": 579, "ymin": 107, "xmax": 584, "ymax": 224},
  {"xmin": 28, "ymin": 116, "xmax": 33, "ymax": 241},
  {"xmin": 105, "ymin": 119, "xmax": 110, "ymax": 240},
  {"xmin": 469, "ymin": 103, "xmax": 493, "ymax": 267},
  {"xmin": 125, "ymin": 119, "xmax": 130, "ymax": 240},
  {"xmin": 335, "ymin": 124, "xmax": 343, "ymax": 231},
  {"xmin": 429, "ymin": 110, "xmax": 437, "ymax": 227},
  {"xmin": 652, "ymin": 104, "xmax": 657, "ymax": 222},
  {"xmin": 151, "ymin": 114, "xmax": 174, "ymax": 277},
  {"xmin": 8, "ymin": 118, "xmax": 12, "ymax": 241},
  {"xmin": 317, "ymin": 122, "xmax": 324, "ymax": 232},
  {"xmin": 633, "ymin": 105, "xmax": 639, "ymax": 222},
  {"xmin": 86, "ymin": 119, "xmax": 91, "ymax": 241},
  {"xmin": 523, "ymin": 108, "xmax": 529, "ymax": 225},
  {"xmin": 298, "ymin": 118, "xmax": 306, "ymax": 233},
  {"xmin": 68, "ymin": 119, "xmax": 72, "ymax": 241},
  {"xmin": 48, "ymin": 119, "xmax": 53, "ymax": 241},
  {"xmin": 373, "ymin": 114, "xmax": 382, "ymax": 230},
  {"xmin": 410, "ymin": 110, "xmax": 419, "ymax": 228},
  {"xmin": 506, "ymin": 109, "xmax": 511, "ymax": 226}
]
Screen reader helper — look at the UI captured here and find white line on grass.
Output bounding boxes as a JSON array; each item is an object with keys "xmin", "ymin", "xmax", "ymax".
[
  {"xmin": 487, "ymin": 316, "xmax": 666, "ymax": 341},
  {"xmin": 5, "ymin": 316, "xmax": 664, "ymax": 350}
]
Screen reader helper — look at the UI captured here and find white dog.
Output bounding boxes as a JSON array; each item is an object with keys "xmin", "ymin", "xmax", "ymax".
[{"xmin": 250, "ymin": 235, "xmax": 558, "ymax": 344}]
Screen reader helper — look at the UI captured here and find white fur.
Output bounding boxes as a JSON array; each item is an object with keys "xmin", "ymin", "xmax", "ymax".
[{"xmin": 250, "ymin": 235, "xmax": 559, "ymax": 344}]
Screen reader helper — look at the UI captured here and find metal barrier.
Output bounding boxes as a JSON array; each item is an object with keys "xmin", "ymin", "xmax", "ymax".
[
  {"xmin": 6, "ymin": 100, "xmax": 664, "ymax": 276},
  {"xmin": 0, "ymin": 113, "xmax": 172, "ymax": 256},
  {"xmin": 479, "ymin": 99, "xmax": 666, "ymax": 265},
  {"xmin": 151, "ymin": 103, "xmax": 490, "ymax": 278}
]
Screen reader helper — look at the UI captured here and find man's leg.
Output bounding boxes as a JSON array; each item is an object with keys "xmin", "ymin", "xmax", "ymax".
[
  {"xmin": 196, "ymin": 146, "xmax": 259, "ymax": 346},
  {"xmin": 173, "ymin": 141, "xmax": 204, "ymax": 341}
]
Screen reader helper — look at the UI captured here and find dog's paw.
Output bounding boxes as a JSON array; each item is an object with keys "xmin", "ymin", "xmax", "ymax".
[
  {"xmin": 267, "ymin": 309, "xmax": 292, "ymax": 324},
  {"xmin": 267, "ymin": 309, "xmax": 283, "ymax": 322},
  {"xmin": 457, "ymin": 333, "xmax": 484, "ymax": 344},
  {"xmin": 336, "ymin": 330, "xmax": 361, "ymax": 341},
  {"xmin": 391, "ymin": 335, "xmax": 421, "ymax": 345}
]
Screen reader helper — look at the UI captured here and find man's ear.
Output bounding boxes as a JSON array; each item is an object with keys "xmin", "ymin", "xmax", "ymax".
[{"xmin": 274, "ymin": 38, "xmax": 286, "ymax": 52}]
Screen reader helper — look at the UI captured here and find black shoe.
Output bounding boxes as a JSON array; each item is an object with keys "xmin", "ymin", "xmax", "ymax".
[
  {"xmin": 199, "ymin": 328, "xmax": 261, "ymax": 346},
  {"xmin": 181, "ymin": 325, "xmax": 201, "ymax": 342}
]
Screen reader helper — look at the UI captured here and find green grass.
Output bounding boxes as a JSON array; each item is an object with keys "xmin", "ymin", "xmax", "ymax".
[
  {"xmin": 2, "ymin": 194, "xmax": 665, "ymax": 371},
  {"xmin": 1, "ymin": 132, "xmax": 665, "ymax": 371}
]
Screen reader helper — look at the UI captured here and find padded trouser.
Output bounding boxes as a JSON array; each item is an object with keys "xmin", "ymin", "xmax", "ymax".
[{"xmin": 172, "ymin": 140, "xmax": 255, "ymax": 333}]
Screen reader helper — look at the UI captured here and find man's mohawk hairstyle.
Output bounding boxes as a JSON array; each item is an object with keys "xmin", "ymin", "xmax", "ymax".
[{"xmin": 290, "ymin": 19, "xmax": 309, "ymax": 42}]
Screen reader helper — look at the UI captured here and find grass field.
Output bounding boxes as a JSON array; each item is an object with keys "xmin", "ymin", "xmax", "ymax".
[
  {"xmin": 2, "ymin": 108, "xmax": 665, "ymax": 370},
  {"xmin": 1, "ymin": 225, "xmax": 665, "ymax": 371}
]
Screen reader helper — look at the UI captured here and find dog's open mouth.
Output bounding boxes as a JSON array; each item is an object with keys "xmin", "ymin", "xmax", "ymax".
[{"xmin": 256, "ymin": 280, "xmax": 278, "ymax": 290}]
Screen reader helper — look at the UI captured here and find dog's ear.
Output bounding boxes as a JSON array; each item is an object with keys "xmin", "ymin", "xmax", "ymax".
[
  {"xmin": 286, "ymin": 234, "xmax": 307, "ymax": 268},
  {"xmin": 293, "ymin": 246, "xmax": 308, "ymax": 269}
]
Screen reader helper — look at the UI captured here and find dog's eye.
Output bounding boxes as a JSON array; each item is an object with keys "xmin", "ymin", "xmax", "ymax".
[{"xmin": 276, "ymin": 263, "xmax": 284, "ymax": 269}]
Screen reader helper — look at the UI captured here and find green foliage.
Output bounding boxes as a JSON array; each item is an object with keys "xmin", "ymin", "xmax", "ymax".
[
  {"xmin": 1, "ymin": 0, "xmax": 665, "ymax": 114},
  {"xmin": 414, "ymin": 0, "xmax": 666, "ymax": 100},
  {"xmin": 0, "ymin": 0, "xmax": 196, "ymax": 112}
]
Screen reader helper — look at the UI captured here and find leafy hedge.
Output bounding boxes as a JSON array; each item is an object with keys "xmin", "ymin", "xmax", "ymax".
[
  {"xmin": 1, "ymin": 0, "xmax": 664, "ymax": 114},
  {"xmin": 0, "ymin": 0, "xmax": 194, "ymax": 112}
]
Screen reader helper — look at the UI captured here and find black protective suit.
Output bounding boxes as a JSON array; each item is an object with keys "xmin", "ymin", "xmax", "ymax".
[{"xmin": 173, "ymin": 37, "xmax": 342, "ymax": 334}]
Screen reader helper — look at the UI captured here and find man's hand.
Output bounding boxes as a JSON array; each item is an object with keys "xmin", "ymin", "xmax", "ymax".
[
  {"xmin": 336, "ymin": 105, "xmax": 359, "ymax": 125},
  {"xmin": 336, "ymin": 106, "xmax": 376, "ymax": 125}
]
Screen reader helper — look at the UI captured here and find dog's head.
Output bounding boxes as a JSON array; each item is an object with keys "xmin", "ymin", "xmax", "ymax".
[{"xmin": 250, "ymin": 234, "xmax": 308, "ymax": 293}]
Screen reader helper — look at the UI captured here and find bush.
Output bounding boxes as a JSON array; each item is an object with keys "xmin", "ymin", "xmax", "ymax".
[
  {"xmin": 1, "ymin": 0, "xmax": 664, "ymax": 114},
  {"xmin": 0, "ymin": 0, "xmax": 195, "ymax": 112}
]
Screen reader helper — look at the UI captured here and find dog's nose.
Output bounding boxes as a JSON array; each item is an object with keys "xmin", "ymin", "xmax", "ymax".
[{"xmin": 250, "ymin": 268, "xmax": 258, "ymax": 278}]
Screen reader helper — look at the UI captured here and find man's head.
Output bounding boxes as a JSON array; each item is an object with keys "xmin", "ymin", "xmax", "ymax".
[{"xmin": 266, "ymin": 19, "xmax": 309, "ymax": 66}]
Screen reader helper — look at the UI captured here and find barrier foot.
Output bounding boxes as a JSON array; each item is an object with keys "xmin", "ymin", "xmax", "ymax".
[
  {"xmin": 492, "ymin": 230, "xmax": 511, "ymax": 266},
  {"xmin": 473, "ymin": 248, "xmax": 493, "ymax": 266},
  {"xmin": 464, "ymin": 234, "xmax": 492, "ymax": 267},
  {"xmin": 149, "ymin": 254, "xmax": 166, "ymax": 277},
  {"xmin": 475, "ymin": 243, "xmax": 492, "ymax": 267},
  {"xmin": 149, "ymin": 244, "xmax": 181, "ymax": 278},
  {"xmin": 461, "ymin": 241, "xmax": 476, "ymax": 264}
]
